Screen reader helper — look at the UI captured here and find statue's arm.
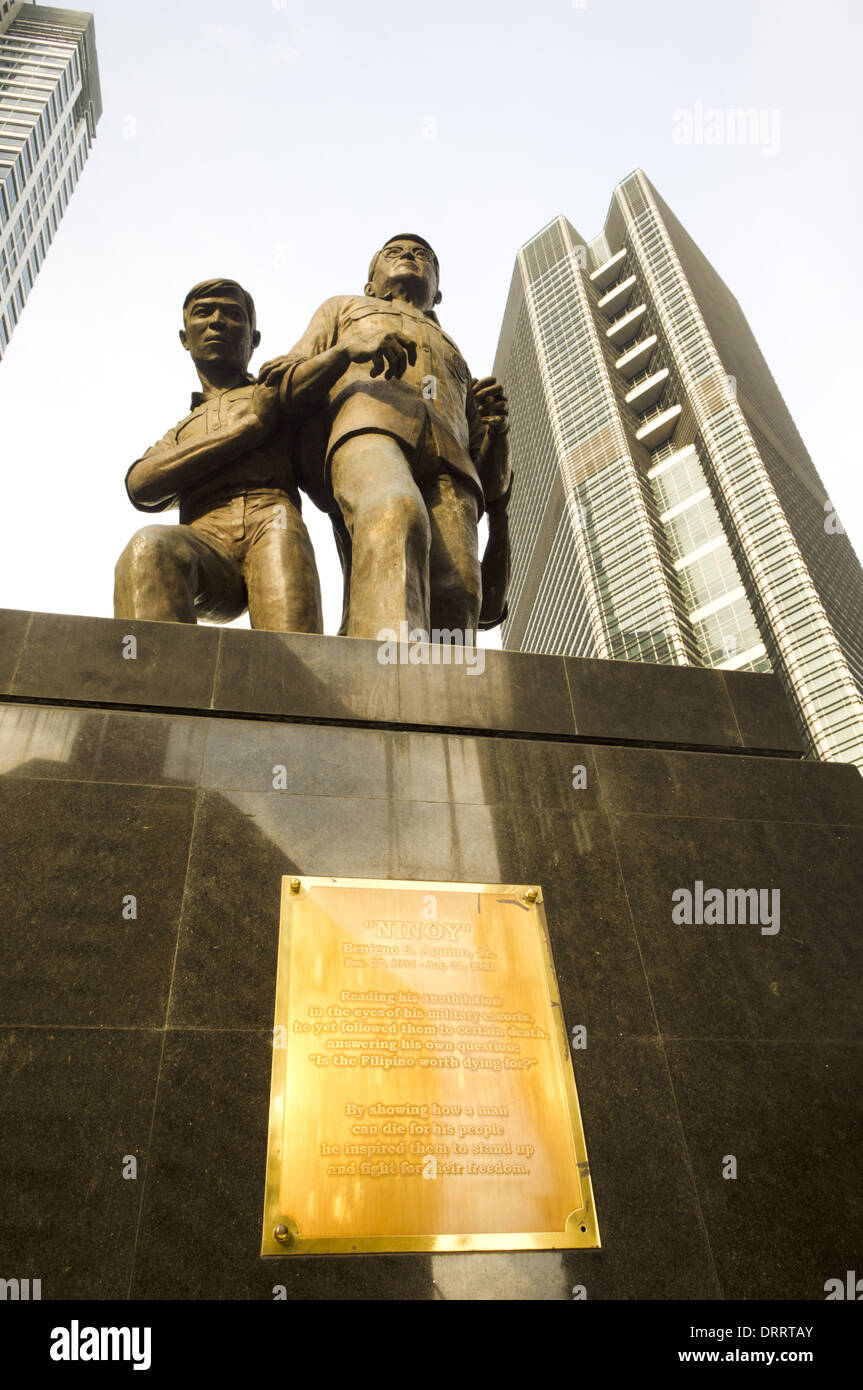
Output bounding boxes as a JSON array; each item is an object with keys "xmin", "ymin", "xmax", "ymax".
[
  {"xmin": 258, "ymin": 299, "xmax": 419, "ymax": 417},
  {"xmin": 286, "ymin": 346, "xmax": 353, "ymax": 411},
  {"xmin": 125, "ymin": 387, "xmax": 283, "ymax": 511},
  {"xmin": 124, "ymin": 426, "xmax": 182, "ymax": 511},
  {"xmin": 257, "ymin": 299, "xmax": 346, "ymax": 418},
  {"xmin": 478, "ymin": 489, "xmax": 511, "ymax": 630},
  {"xmin": 467, "ymin": 375, "xmax": 513, "ymax": 630},
  {"xmin": 468, "ymin": 376, "xmax": 512, "ymax": 505}
]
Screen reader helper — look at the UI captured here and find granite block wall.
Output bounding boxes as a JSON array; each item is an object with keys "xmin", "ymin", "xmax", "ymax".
[{"xmin": 0, "ymin": 610, "xmax": 859, "ymax": 1300}]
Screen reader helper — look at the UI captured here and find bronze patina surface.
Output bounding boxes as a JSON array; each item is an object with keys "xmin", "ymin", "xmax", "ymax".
[
  {"xmin": 115, "ymin": 242, "xmax": 512, "ymax": 640},
  {"xmin": 261, "ymin": 234, "xmax": 512, "ymax": 638},
  {"xmin": 114, "ymin": 278, "xmax": 323, "ymax": 632},
  {"xmin": 262, "ymin": 877, "xmax": 599, "ymax": 1255}
]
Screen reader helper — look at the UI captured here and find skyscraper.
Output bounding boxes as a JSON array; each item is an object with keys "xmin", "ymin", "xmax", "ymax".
[
  {"xmin": 494, "ymin": 169, "xmax": 863, "ymax": 769},
  {"xmin": 0, "ymin": 1, "xmax": 101, "ymax": 357}
]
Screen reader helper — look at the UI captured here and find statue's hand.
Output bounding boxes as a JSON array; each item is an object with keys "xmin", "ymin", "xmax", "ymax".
[
  {"xmin": 258, "ymin": 354, "xmax": 293, "ymax": 381},
  {"xmin": 248, "ymin": 359, "xmax": 292, "ymax": 434},
  {"xmin": 343, "ymin": 325, "xmax": 418, "ymax": 380},
  {"xmin": 472, "ymin": 376, "xmax": 509, "ymax": 436}
]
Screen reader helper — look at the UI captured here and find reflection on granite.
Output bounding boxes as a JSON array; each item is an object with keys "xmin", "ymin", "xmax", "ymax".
[
  {"xmin": 0, "ymin": 608, "xmax": 30, "ymax": 690},
  {"xmin": 0, "ymin": 611, "xmax": 859, "ymax": 1299},
  {"xmin": 0, "ymin": 777, "xmax": 196, "ymax": 1026},
  {"xmin": 398, "ymin": 645, "xmax": 575, "ymax": 737},
  {"xmin": 0, "ymin": 703, "xmax": 205, "ymax": 785},
  {"xmin": 611, "ymin": 812, "xmax": 863, "ymax": 1041},
  {"xmin": 11, "ymin": 611, "xmax": 220, "ymax": 708},
  {"xmin": 666, "ymin": 1038, "xmax": 862, "ymax": 1300},
  {"xmin": 0, "ymin": 1027, "xmax": 162, "ymax": 1299}
]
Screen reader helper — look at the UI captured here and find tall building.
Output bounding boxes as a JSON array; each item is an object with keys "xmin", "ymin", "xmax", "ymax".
[
  {"xmin": 494, "ymin": 169, "xmax": 863, "ymax": 769},
  {"xmin": 0, "ymin": 1, "xmax": 101, "ymax": 357}
]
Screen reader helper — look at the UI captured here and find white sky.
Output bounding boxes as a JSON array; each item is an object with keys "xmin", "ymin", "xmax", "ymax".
[{"xmin": 1, "ymin": 0, "xmax": 861, "ymax": 639}]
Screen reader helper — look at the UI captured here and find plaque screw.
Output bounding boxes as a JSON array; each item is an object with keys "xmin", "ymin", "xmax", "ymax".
[
  {"xmin": 289, "ymin": 879, "xmax": 302, "ymax": 894},
  {"xmin": 524, "ymin": 889, "xmax": 538, "ymax": 904},
  {"xmin": 274, "ymin": 1224, "xmax": 291, "ymax": 1244}
]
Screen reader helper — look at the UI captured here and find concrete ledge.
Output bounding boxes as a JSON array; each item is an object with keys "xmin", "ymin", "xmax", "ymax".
[{"xmin": 0, "ymin": 608, "xmax": 806, "ymax": 756}]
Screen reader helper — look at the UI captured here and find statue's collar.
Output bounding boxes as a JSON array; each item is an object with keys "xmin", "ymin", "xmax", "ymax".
[
  {"xmin": 371, "ymin": 293, "xmax": 440, "ymax": 325},
  {"xmin": 190, "ymin": 372, "xmax": 255, "ymax": 410}
]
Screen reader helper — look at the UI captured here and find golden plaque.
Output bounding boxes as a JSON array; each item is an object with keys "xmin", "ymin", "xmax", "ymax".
[{"xmin": 261, "ymin": 877, "xmax": 600, "ymax": 1254}]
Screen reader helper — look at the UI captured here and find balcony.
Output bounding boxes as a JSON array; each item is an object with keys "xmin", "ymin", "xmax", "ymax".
[
  {"xmin": 597, "ymin": 274, "xmax": 637, "ymax": 319},
  {"xmin": 589, "ymin": 247, "xmax": 627, "ymax": 292},
  {"xmin": 605, "ymin": 302, "xmax": 646, "ymax": 347},
  {"xmin": 636, "ymin": 403, "xmax": 682, "ymax": 449},
  {"xmin": 616, "ymin": 334, "xmax": 657, "ymax": 380},
  {"xmin": 626, "ymin": 368, "xmax": 669, "ymax": 412}
]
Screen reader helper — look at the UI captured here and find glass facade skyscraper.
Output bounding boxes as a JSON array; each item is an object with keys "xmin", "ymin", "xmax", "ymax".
[
  {"xmin": 494, "ymin": 170, "xmax": 863, "ymax": 769},
  {"xmin": 0, "ymin": 2, "xmax": 101, "ymax": 357}
]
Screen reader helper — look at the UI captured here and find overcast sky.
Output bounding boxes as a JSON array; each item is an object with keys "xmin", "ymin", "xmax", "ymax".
[{"xmin": 1, "ymin": 0, "xmax": 861, "ymax": 639}]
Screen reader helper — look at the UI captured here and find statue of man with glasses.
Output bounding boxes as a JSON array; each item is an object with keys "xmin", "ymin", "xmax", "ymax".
[{"xmin": 258, "ymin": 234, "xmax": 512, "ymax": 640}]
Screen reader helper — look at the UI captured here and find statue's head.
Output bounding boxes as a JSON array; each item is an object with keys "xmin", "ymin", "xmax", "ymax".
[
  {"xmin": 180, "ymin": 278, "xmax": 260, "ymax": 375},
  {"xmin": 366, "ymin": 234, "xmax": 441, "ymax": 312}
]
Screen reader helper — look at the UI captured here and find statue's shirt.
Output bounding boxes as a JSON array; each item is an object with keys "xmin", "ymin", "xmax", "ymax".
[
  {"xmin": 283, "ymin": 295, "xmax": 487, "ymax": 514},
  {"xmin": 126, "ymin": 376, "xmax": 301, "ymax": 521}
]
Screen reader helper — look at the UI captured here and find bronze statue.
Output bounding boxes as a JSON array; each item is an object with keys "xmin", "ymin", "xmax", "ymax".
[
  {"xmin": 259, "ymin": 234, "xmax": 513, "ymax": 639},
  {"xmin": 114, "ymin": 278, "xmax": 323, "ymax": 632}
]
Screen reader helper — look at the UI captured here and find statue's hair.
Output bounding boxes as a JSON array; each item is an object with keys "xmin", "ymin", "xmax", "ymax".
[
  {"xmin": 182, "ymin": 278, "xmax": 256, "ymax": 333},
  {"xmin": 367, "ymin": 234, "xmax": 439, "ymax": 285}
]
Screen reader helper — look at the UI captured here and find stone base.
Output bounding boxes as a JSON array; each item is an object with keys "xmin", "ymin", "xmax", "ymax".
[{"xmin": 0, "ymin": 609, "xmax": 860, "ymax": 1300}]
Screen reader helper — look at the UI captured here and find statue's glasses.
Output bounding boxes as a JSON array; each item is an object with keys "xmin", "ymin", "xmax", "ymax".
[{"xmin": 381, "ymin": 245, "xmax": 435, "ymax": 263}]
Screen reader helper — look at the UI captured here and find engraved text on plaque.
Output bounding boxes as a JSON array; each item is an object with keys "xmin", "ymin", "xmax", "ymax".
[{"xmin": 262, "ymin": 877, "xmax": 599, "ymax": 1254}]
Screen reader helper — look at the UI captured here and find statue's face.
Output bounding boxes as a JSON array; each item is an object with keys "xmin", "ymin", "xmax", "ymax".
[
  {"xmin": 180, "ymin": 289, "xmax": 258, "ymax": 373},
  {"xmin": 369, "ymin": 238, "xmax": 440, "ymax": 310}
]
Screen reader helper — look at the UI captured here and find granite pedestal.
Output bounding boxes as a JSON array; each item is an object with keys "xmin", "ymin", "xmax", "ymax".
[{"xmin": 1, "ymin": 608, "xmax": 861, "ymax": 1300}]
